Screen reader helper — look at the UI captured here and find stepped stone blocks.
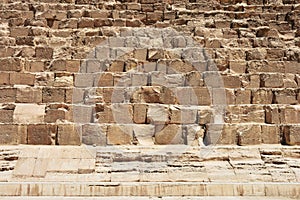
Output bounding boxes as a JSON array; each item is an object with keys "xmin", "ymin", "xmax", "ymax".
[{"xmin": 0, "ymin": 0, "xmax": 298, "ymax": 146}]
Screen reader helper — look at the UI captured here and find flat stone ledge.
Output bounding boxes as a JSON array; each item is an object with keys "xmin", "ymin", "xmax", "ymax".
[{"xmin": 0, "ymin": 182, "xmax": 299, "ymax": 197}]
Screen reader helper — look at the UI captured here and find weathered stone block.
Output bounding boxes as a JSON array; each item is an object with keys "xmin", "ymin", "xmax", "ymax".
[
  {"xmin": 113, "ymin": 73, "xmax": 131, "ymax": 87},
  {"xmin": 0, "ymin": 58, "xmax": 22, "ymax": 72},
  {"xmin": 10, "ymin": 27, "xmax": 28, "ymax": 37},
  {"xmin": 16, "ymin": 36, "xmax": 34, "ymax": 46},
  {"xmin": 95, "ymin": 47, "xmax": 110, "ymax": 60},
  {"xmin": 111, "ymin": 103, "xmax": 133, "ymax": 124},
  {"xmin": 53, "ymin": 75, "xmax": 73, "ymax": 87},
  {"xmin": 0, "ymin": 88, "xmax": 16, "ymax": 103},
  {"xmin": 245, "ymin": 74, "xmax": 260, "ymax": 89},
  {"xmin": 225, "ymin": 105, "xmax": 265, "ymax": 123},
  {"xmin": 131, "ymin": 73, "xmax": 148, "ymax": 86},
  {"xmin": 229, "ymin": 61, "xmax": 247, "ymax": 73},
  {"xmin": 261, "ymin": 125, "xmax": 280, "ymax": 144},
  {"xmin": 10, "ymin": 73, "xmax": 35, "ymax": 86},
  {"xmin": 283, "ymin": 125, "xmax": 300, "ymax": 145},
  {"xmin": 44, "ymin": 109, "xmax": 66, "ymax": 123},
  {"xmin": 133, "ymin": 49, "xmax": 147, "ymax": 60},
  {"xmin": 147, "ymin": 104, "xmax": 169, "ymax": 124},
  {"xmin": 133, "ymin": 124, "xmax": 155, "ymax": 145},
  {"xmin": 0, "ymin": 109, "xmax": 14, "ymax": 123},
  {"xmin": 192, "ymin": 87, "xmax": 211, "ymax": 106},
  {"xmin": 0, "ymin": 72, "xmax": 10, "ymax": 85},
  {"xmin": 198, "ymin": 107, "xmax": 213, "ymax": 125},
  {"xmin": 280, "ymin": 106, "xmax": 300, "ymax": 124},
  {"xmin": 66, "ymin": 60, "xmax": 80, "ymax": 72},
  {"xmin": 159, "ymin": 87, "xmax": 177, "ymax": 104},
  {"xmin": 42, "ymin": 88, "xmax": 65, "ymax": 103},
  {"xmin": 107, "ymin": 125, "xmax": 133, "ymax": 145},
  {"xmin": 185, "ymin": 125, "xmax": 205, "ymax": 146},
  {"xmin": 284, "ymin": 74, "xmax": 298, "ymax": 88},
  {"xmin": 13, "ymin": 104, "xmax": 45, "ymax": 123},
  {"xmin": 237, "ymin": 125, "xmax": 261, "ymax": 146},
  {"xmin": 252, "ymin": 89, "xmax": 273, "ymax": 104},
  {"xmin": 260, "ymin": 73, "xmax": 284, "ymax": 88},
  {"xmin": 235, "ymin": 89, "xmax": 251, "ymax": 104},
  {"xmin": 27, "ymin": 124, "xmax": 56, "ymax": 145},
  {"xmin": 204, "ymin": 124, "xmax": 237, "ymax": 145},
  {"xmin": 212, "ymin": 88, "xmax": 232, "ymax": 105},
  {"xmin": 203, "ymin": 72, "xmax": 223, "ymax": 88},
  {"xmin": 57, "ymin": 124, "xmax": 81, "ymax": 145},
  {"xmin": 108, "ymin": 60, "xmax": 124, "ymax": 72},
  {"xmin": 154, "ymin": 124, "xmax": 184, "ymax": 145},
  {"xmin": 223, "ymin": 75, "xmax": 241, "ymax": 88},
  {"xmin": 274, "ymin": 89, "xmax": 298, "ymax": 104},
  {"xmin": 169, "ymin": 60, "xmax": 194, "ymax": 73},
  {"xmin": 169, "ymin": 106, "xmax": 197, "ymax": 124},
  {"xmin": 97, "ymin": 73, "xmax": 114, "ymax": 87},
  {"xmin": 82, "ymin": 124, "xmax": 107, "ymax": 146},
  {"xmin": 131, "ymin": 86, "xmax": 161, "ymax": 103},
  {"xmin": 186, "ymin": 71, "xmax": 203, "ymax": 87},
  {"xmin": 133, "ymin": 103, "xmax": 147, "ymax": 124},
  {"xmin": 16, "ymin": 87, "xmax": 42, "ymax": 103},
  {"xmin": 73, "ymin": 105, "xmax": 93, "ymax": 123},
  {"xmin": 0, "ymin": 124, "xmax": 26, "ymax": 145},
  {"xmin": 35, "ymin": 47, "xmax": 53, "ymax": 59},
  {"xmin": 78, "ymin": 18, "xmax": 94, "ymax": 28},
  {"xmin": 246, "ymin": 49, "xmax": 267, "ymax": 60},
  {"xmin": 265, "ymin": 105, "xmax": 280, "ymax": 124},
  {"xmin": 50, "ymin": 59, "xmax": 66, "ymax": 71},
  {"xmin": 74, "ymin": 73, "xmax": 94, "ymax": 88}
]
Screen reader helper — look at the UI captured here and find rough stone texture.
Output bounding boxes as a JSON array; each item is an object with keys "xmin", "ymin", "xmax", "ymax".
[
  {"xmin": 0, "ymin": 0, "xmax": 299, "ymax": 146},
  {"xmin": 1, "ymin": 145, "xmax": 300, "ymax": 198}
]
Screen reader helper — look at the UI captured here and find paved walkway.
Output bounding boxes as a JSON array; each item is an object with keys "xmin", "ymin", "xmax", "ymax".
[
  {"xmin": 0, "ymin": 197, "xmax": 296, "ymax": 200},
  {"xmin": 0, "ymin": 145, "xmax": 299, "ymax": 198}
]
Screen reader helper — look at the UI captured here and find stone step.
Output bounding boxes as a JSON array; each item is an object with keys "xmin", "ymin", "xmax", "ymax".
[
  {"xmin": 0, "ymin": 196, "xmax": 295, "ymax": 200},
  {"xmin": 0, "ymin": 182, "xmax": 299, "ymax": 198},
  {"xmin": 0, "ymin": 197, "xmax": 298, "ymax": 200}
]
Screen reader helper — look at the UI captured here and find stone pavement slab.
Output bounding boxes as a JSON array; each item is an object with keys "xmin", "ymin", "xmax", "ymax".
[
  {"xmin": 0, "ymin": 145, "xmax": 299, "ymax": 198},
  {"xmin": 0, "ymin": 197, "xmax": 297, "ymax": 200}
]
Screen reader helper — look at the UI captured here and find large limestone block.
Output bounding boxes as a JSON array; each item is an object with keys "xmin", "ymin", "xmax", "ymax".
[
  {"xmin": 95, "ymin": 104, "xmax": 114, "ymax": 123},
  {"xmin": 280, "ymin": 106, "xmax": 300, "ymax": 124},
  {"xmin": 274, "ymin": 89, "xmax": 298, "ymax": 104},
  {"xmin": 252, "ymin": 89, "xmax": 273, "ymax": 104},
  {"xmin": 107, "ymin": 125, "xmax": 133, "ymax": 145},
  {"xmin": 0, "ymin": 104, "xmax": 14, "ymax": 123},
  {"xmin": 0, "ymin": 124, "xmax": 26, "ymax": 144},
  {"xmin": 133, "ymin": 103, "xmax": 147, "ymax": 124},
  {"xmin": 283, "ymin": 125, "xmax": 300, "ymax": 145},
  {"xmin": 57, "ymin": 124, "xmax": 81, "ymax": 145},
  {"xmin": 147, "ymin": 104, "xmax": 169, "ymax": 124},
  {"xmin": 261, "ymin": 125, "xmax": 280, "ymax": 144},
  {"xmin": 225, "ymin": 105, "xmax": 265, "ymax": 123},
  {"xmin": 27, "ymin": 124, "xmax": 56, "ymax": 145},
  {"xmin": 132, "ymin": 124, "xmax": 155, "ymax": 145},
  {"xmin": 111, "ymin": 103, "xmax": 133, "ymax": 124},
  {"xmin": 13, "ymin": 104, "xmax": 45, "ymax": 123},
  {"xmin": 82, "ymin": 124, "xmax": 107, "ymax": 146},
  {"xmin": 185, "ymin": 124, "xmax": 205, "ymax": 146},
  {"xmin": 204, "ymin": 124, "xmax": 237, "ymax": 145},
  {"xmin": 260, "ymin": 73, "xmax": 284, "ymax": 88},
  {"xmin": 154, "ymin": 124, "xmax": 184, "ymax": 144},
  {"xmin": 72, "ymin": 105, "xmax": 93, "ymax": 123},
  {"xmin": 169, "ymin": 106, "xmax": 197, "ymax": 124},
  {"xmin": 237, "ymin": 124, "xmax": 262, "ymax": 145},
  {"xmin": 198, "ymin": 107, "xmax": 213, "ymax": 125},
  {"xmin": 265, "ymin": 105, "xmax": 280, "ymax": 124},
  {"xmin": 16, "ymin": 87, "xmax": 42, "ymax": 103}
]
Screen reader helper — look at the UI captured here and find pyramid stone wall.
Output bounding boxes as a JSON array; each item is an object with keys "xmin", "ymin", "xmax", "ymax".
[{"xmin": 0, "ymin": 0, "xmax": 299, "ymax": 146}]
